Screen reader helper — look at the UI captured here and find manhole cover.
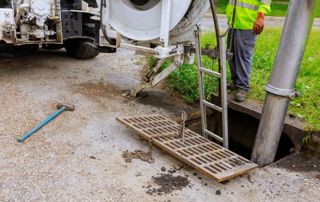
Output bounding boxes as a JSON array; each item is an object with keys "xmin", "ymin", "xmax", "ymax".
[{"xmin": 117, "ymin": 114, "xmax": 257, "ymax": 182}]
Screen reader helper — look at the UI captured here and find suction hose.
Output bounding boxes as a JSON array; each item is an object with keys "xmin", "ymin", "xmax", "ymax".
[
  {"xmin": 208, "ymin": 0, "xmax": 221, "ymax": 48},
  {"xmin": 100, "ymin": 0, "xmax": 116, "ymax": 45}
]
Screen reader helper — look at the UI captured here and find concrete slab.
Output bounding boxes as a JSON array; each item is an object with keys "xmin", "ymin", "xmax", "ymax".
[{"xmin": 0, "ymin": 49, "xmax": 319, "ymax": 201}]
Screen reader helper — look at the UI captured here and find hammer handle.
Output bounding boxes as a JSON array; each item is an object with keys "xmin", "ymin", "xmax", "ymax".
[{"xmin": 17, "ymin": 107, "xmax": 66, "ymax": 142}]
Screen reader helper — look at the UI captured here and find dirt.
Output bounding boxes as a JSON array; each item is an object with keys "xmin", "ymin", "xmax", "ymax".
[
  {"xmin": 72, "ymin": 81, "xmax": 122, "ymax": 105},
  {"xmin": 273, "ymin": 153, "xmax": 320, "ymax": 172},
  {"xmin": 146, "ymin": 174, "xmax": 190, "ymax": 195}
]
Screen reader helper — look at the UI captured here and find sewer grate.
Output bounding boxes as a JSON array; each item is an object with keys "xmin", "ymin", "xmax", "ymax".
[{"xmin": 117, "ymin": 114, "xmax": 258, "ymax": 182}]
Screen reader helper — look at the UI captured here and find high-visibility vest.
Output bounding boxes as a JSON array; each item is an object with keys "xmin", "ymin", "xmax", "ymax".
[{"xmin": 226, "ymin": 0, "xmax": 272, "ymax": 30}]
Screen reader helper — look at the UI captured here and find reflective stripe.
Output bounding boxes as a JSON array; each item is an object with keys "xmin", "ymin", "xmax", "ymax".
[
  {"xmin": 261, "ymin": 0, "xmax": 271, "ymax": 4},
  {"xmin": 229, "ymin": 0, "xmax": 259, "ymax": 11}
]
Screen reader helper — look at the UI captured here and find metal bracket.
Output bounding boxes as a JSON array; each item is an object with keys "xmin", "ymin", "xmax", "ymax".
[
  {"xmin": 129, "ymin": 56, "xmax": 181, "ymax": 97},
  {"xmin": 265, "ymin": 84, "xmax": 296, "ymax": 98},
  {"xmin": 155, "ymin": 44, "xmax": 184, "ymax": 59},
  {"xmin": 130, "ymin": 82, "xmax": 152, "ymax": 98}
]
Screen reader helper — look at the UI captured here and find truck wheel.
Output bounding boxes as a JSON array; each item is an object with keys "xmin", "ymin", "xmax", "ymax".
[{"xmin": 64, "ymin": 39, "xmax": 100, "ymax": 59}]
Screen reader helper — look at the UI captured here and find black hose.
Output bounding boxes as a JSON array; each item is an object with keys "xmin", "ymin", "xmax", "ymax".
[
  {"xmin": 208, "ymin": 0, "xmax": 223, "ymax": 104},
  {"xmin": 100, "ymin": 0, "xmax": 116, "ymax": 45},
  {"xmin": 228, "ymin": 0, "xmax": 237, "ymax": 51},
  {"xmin": 208, "ymin": 0, "xmax": 221, "ymax": 49}
]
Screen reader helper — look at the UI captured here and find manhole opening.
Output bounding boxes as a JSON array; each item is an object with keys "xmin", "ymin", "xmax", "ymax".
[{"xmin": 188, "ymin": 108, "xmax": 295, "ymax": 162}]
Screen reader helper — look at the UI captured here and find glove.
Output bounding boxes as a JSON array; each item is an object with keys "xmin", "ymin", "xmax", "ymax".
[{"xmin": 253, "ymin": 12, "xmax": 265, "ymax": 35}]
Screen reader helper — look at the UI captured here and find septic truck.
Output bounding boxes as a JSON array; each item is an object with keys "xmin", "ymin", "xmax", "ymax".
[
  {"xmin": 0, "ymin": 0, "xmax": 209, "ymax": 59},
  {"xmin": 0, "ymin": 0, "xmax": 116, "ymax": 59}
]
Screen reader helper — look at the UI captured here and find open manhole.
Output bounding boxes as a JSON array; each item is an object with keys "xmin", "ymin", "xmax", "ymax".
[{"xmin": 188, "ymin": 107, "xmax": 297, "ymax": 162}]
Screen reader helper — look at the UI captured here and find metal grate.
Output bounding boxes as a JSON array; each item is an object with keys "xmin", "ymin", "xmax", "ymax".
[{"xmin": 117, "ymin": 114, "xmax": 257, "ymax": 182}]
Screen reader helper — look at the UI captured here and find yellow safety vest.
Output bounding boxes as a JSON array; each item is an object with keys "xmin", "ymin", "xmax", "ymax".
[{"xmin": 226, "ymin": 0, "xmax": 272, "ymax": 30}]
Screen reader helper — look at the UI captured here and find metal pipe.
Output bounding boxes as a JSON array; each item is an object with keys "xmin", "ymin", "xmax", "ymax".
[
  {"xmin": 159, "ymin": 0, "xmax": 172, "ymax": 47},
  {"xmin": 219, "ymin": 35, "xmax": 229, "ymax": 149},
  {"xmin": 251, "ymin": 0, "xmax": 319, "ymax": 166}
]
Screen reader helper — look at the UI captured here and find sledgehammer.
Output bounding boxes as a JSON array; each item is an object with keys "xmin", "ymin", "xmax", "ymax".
[{"xmin": 17, "ymin": 103, "xmax": 75, "ymax": 143}]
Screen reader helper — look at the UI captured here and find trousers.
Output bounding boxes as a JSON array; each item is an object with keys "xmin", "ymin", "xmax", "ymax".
[{"xmin": 228, "ymin": 29, "xmax": 257, "ymax": 91}]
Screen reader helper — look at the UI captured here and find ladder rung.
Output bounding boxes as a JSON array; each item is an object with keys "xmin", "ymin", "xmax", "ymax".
[
  {"xmin": 199, "ymin": 67, "xmax": 221, "ymax": 78},
  {"xmin": 202, "ymin": 100, "xmax": 223, "ymax": 112},
  {"xmin": 204, "ymin": 129, "xmax": 223, "ymax": 142}
]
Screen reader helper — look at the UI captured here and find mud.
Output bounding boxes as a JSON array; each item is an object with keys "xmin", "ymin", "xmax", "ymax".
[{"xmin": 146, "ymin": 174, "xmax": 190, "ymax": 195}]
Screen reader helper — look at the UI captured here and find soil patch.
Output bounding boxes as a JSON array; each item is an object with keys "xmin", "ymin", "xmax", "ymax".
[
  {"xmin": 137, "ymin": 90, "xmax": 194, "ymax": 117},
  {"xmin": 272, "ymin": 153, "xmax": 320, "ymax": 173},
  {"xmin": 72, "ymin": 82, "xmax": 121, "ymax": 100},
  {"xmin": 146, "ymin": 173, "xmax": 190, "ymax": 195}
]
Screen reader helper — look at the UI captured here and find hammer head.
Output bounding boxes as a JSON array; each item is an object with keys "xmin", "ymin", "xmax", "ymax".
[{"xmin": 57, "ymin": 103, "xmax": 75, "ymax": 111}]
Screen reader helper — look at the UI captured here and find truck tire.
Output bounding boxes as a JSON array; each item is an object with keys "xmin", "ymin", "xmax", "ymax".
[{"xmin": 64, "ymin": 39, "xmax": 100, "ymax": 59}]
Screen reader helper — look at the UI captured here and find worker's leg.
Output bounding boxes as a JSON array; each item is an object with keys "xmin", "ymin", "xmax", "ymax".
[
  {"xmin": 233, "ymin": 30, "xmax": 256, "ymax": 91},
  {"xmin": 227, "ymin": 29, "xmax": 237, "ymax": 87}
]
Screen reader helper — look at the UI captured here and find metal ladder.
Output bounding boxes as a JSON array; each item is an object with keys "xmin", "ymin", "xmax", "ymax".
[{"xmin": 194, "ymin": 29, "xmax": 229, "ymax": 149}]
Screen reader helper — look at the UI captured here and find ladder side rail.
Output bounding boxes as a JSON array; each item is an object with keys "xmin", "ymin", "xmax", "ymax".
[{"xmin": 195, "ymin": 30, "xmax": 208, "ymax": 138}]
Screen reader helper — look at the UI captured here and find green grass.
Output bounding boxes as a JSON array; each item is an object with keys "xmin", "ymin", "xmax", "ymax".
[
  {"xmin": 215, "ymin": 0, "xmax": 320, "ymax": 18},
  {"xmin": 166, "ymin": 28, "xmax": 320, "ymax": 131}
]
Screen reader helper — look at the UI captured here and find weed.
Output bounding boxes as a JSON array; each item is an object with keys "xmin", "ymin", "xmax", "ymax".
[{"xmin": 302, "ymin": 133, "xmax": 312, "ymax": 145}]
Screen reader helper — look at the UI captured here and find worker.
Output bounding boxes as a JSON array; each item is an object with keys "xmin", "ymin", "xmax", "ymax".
[{"xmin": 226, "ymin": 0, "xmax": 272, "ymax": 102}]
